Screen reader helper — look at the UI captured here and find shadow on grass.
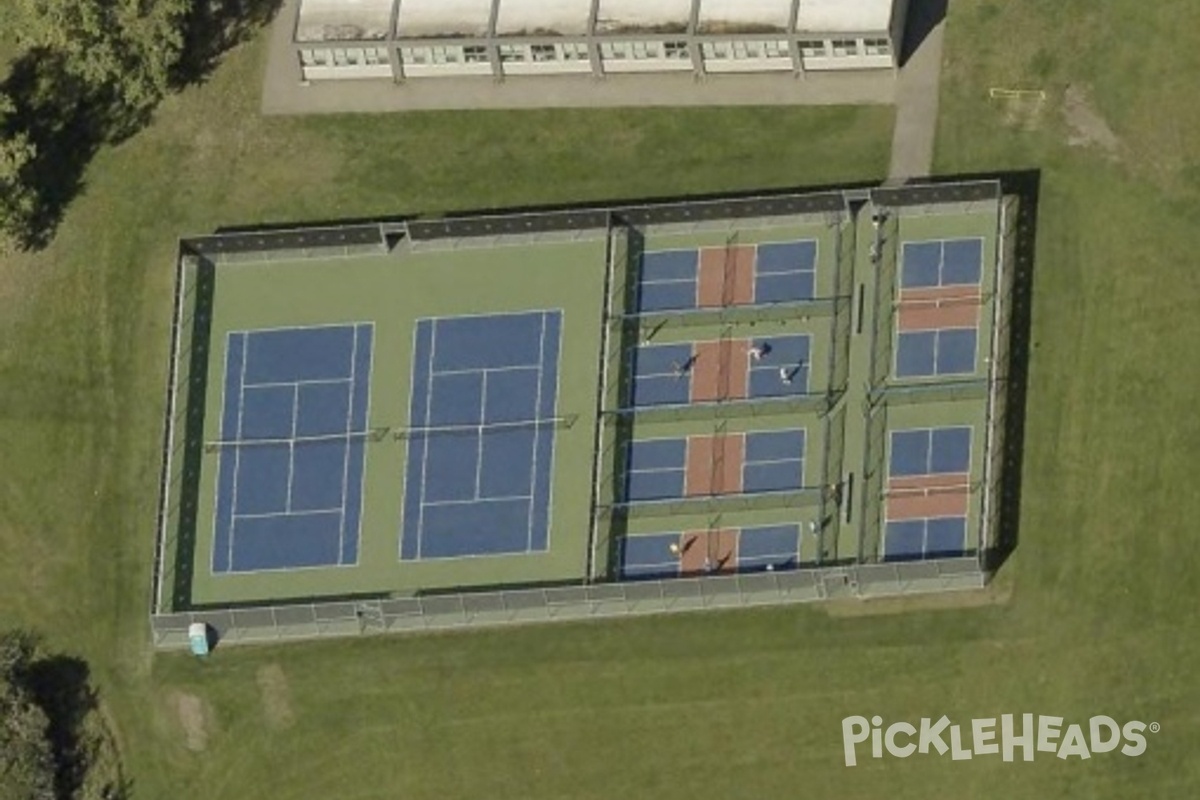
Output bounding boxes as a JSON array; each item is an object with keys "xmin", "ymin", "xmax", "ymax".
[
  {"xmin": 986, "ymin": 168, "xmax": 1040, "ymax": 574},
  {"xmin": 22, "ymin": 650, "xmax": 130, "ymax": 800},
  {"xmin": 0, "ymin": 0, "xmax": 284, "ymax": 249}
]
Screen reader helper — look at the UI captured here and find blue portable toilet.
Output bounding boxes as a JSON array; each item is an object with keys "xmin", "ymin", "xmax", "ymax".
[{"xmin": 189, "ymin": 623, "xmax": 210, "ymax": 657}]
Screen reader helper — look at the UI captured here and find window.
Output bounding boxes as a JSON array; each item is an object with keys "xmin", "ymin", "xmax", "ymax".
[
  {"xmin": 499, "ymin": 44, "xmax": 528, "ymax": 62},
  {"xmin": 300, "ymin": 49, "xmax": 330, "ymax": 67},
  {"xmin": 561, "ymin": 42, "xmax": 590, "ymax": 60},
  {"xmin": 799, "ymin": 39, "xmax": 826, "ymax": 57},
  {"xmin": 531, "ymin": 44, "xmax": 558, "ymax": 62},
  {"xmin": 600, "ymin": 41, "xmax": 629, "ymax": 59},
  {"xmin": 831, "ymin": 39, "xmax": 858, "ymax": 57},
  {"xmin": 401, "ymin": 47, "xmax": 428, "ymax": 65},
  {"xmin": 763, "ymin": 40, "xmax": 788, "ymax": 58},
  {"xmin": 665, "ymin": 41, "xmax": 689, "ymax": 59},
  {"xmin": 864, "ymin": 38, "xmax": 891, "ymax": 56},
  {"xmin": 701, "ymin": 42, "xmax": 730, "ymax": 59},
  {"xmin": 364, "ymin": 47, "xmax": 386, "ymax": 66},
  {"xmin": 630, "ymin": 40, "xmax": 662, "ymax": 59},
  {"xmin": 464, "ymin": 45, "xmax": 489, "ymax": 63}
]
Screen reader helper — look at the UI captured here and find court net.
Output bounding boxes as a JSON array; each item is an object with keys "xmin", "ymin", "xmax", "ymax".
[
  {"xmin": 203, "ymin": 427, "xmax": 390, "ymax": 452},
  {"xmin": 894, "ymin": 292, "xmax": 984, "ymax": 310},
  {"xmin": 884, "ymin": 480, "xmax": 974, "ymax": 498},
  {"xmin": 392, "ymin": 414, "xmax": 579, "ymax": 440}
]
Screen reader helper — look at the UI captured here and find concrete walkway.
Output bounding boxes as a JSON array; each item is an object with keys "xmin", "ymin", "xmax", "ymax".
[{"xmin": 887, "ymin": 6, "xmax": 947, "ymax": 182}]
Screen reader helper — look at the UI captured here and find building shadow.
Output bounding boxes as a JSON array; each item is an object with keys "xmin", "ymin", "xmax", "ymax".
[{"xmin": 900, "ymin": 0, "xmax": 950, "ymax": 67}]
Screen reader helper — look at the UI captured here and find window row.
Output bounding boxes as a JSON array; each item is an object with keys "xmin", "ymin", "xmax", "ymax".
[
  {"xmin": 799, "ymin": 37, "xmax": 891, "ymax": 58},
  {"xmin": 300, "ymin": 47, "xmax": 389, "ymax": 67},
  {"xmin": 701, "ymin": 40, "xmax": 789, "ymax": 60},
  {"xmin": 302, "ymin": 37, "xmax": 894, "ymax": 70}
]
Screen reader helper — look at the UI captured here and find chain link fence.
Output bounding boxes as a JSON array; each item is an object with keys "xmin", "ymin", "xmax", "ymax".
[{"xmin": 151, "ymin": 557, "xmax": 986, "ymax": 649}]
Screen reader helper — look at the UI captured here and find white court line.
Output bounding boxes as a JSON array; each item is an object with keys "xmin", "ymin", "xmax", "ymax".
[
  {"xmin": 234, "ymin": 507, "xmax": 343, "ymax": 520},
  {"xmin": 744, "ymin": 456, "xmax": 805, "ymax": 468},
  {"xmin": 225, "ymin": 321, "xmax": 365, "ymax": 336},
  {"xmin": 627, "ymin": 465, "xmax": 688, "ymax": 477},
  {"xmin": 210, "ymin": 333, "xmax": 237, "ymax": 574},
  {"xmin": 640, "ymin": 276, "xmax": 696, "ymax": 287},
  {"xmin": 336, "ymin": 325, "xmax": 360, "ymax": 563},
  {"xmin": 431, "ymin": 364, "xmax": 540, "ymax": 379},
  {"xmin": 474, "ymin": 371, "xmax": 487, "ymax": 499},
  {"xmin": 540, "ymin": 309, "xmax": 564, "ymax": 555},
  {"xmin": 242, "ymin": 377, "xmax": 352, "ymax": 390},
  {"xmin": 228, "ymin": 333, "xmax": 250, "ymax": 571},
  {"xmin": 527, "ymin": 312, "xmax": 547, "ymax": 551},
  {"xmin": 416, "ymin": 321, "xmax": 438, "ymax": 560},
  {"xmin": 422, "ymin": 494, "xmax": 534, "ymax": 509},
  {"xmin": 285, "ymin": 384, "xmax": 299, "ymax": 513},
  {"xmin": 343, "ymin": 321, "xmax": 376, "ymax": 569}
]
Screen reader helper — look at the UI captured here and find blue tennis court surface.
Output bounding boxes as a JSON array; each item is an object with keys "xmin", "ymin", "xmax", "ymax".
[
  {"xmin": 737, "ymin": 524, "xmax": 801, "ymax": 570},
  {"xmin": 748, "ymin": 334, "xmax": 810, "ymax": 397},
  {"xmin": 623, "ymin": 438, "xmax": 687, "ymax": 501},
  {"xmin": 638, "ymin": 250, "xmax": 698, "ymax": 312},
  {"xmin": 901, "ymin": 239, "xmax": 983, "ymax": 288},
  {"xmin": 889, "ymin": 427, "xmax": 972, "ymax": 476},
  {"xmin": 896, "ymin": 328, "xmax": 977, "ymax": 377},
  {"xmin": 401, "ymin": 311, "xmax": 561, "ymax": 560},
  {"xmin": 629, "ymin": 342, "xmax": 692, "ymax": 406},
  {"xmin": 214, "ymin": 324, "xmax": 372, "ymax": 573},
  {"xmin": 753, "ymin": 241, "xmax": 816, "ymax": 302},
  {"xmin": 885, "ymin": 517, "xmax": 967, "ymax": 560},
  {"xmin": 743, "ymin": 429, "xmax": 806, "ymax": 492}
]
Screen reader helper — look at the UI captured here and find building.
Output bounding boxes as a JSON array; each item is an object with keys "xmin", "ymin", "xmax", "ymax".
[{"xmin": 292, "ymin": 0, "xmax": 911, "ymax": 84}]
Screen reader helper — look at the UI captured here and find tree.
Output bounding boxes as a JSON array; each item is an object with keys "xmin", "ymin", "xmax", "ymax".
[
  {"xmin": 15, "ymin": 0, "xmax": 189, "ymax": 114},
  {"xmin": 0, "ymin": 633, "xmax": 56, "ymax": 800},
  {"xmin": 0, "ymin": 91, "xmax": 39, "ymax": 252}
]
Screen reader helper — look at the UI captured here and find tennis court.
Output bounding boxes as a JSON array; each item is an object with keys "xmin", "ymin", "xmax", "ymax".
[
  {"xmin": 213, "ymin": 323, "xmax": 373, "ymax": 573},
  {"xmin": 400, "ymin": 310, "xmax": 563, "ymax": 560},
  {"xmin": 619, "ymin": 524, "xmax": 803, "ymax": 578},
  {"xmin": 635, "ymin": 240, "xmax": 817, "ymax": 313}
]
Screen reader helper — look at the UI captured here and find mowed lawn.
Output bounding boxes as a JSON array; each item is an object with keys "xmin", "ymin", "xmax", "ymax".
[{"xmin": 2, "ymin": 1, "xmax": 1200, "ymax": 798}]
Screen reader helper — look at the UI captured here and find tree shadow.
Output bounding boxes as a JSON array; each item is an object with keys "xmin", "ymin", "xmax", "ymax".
[
  {"xmin": 1, "ymin": 52, "xmax": 104, "ymax": 249},
  {"xmin": 0, "ymin": 0, "xmax": 285, "ymax": 250},
  {"xmin": 24, "ymin": 653, "xmax": 130, "ymax": 800},
  {"xmin": 173, "ymin": 0, "xmax": 286, "ymax": 87}
]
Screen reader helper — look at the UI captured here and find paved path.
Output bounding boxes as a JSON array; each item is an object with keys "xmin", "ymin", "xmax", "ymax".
[{"xmin": 887, "ymin": 4, "xmax": 947, "ymax": 182}]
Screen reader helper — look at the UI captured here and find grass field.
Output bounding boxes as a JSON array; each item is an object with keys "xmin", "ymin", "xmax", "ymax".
[{"xmin": 2, "ymin": 0, "xmax": 1199, "ymax": 797}]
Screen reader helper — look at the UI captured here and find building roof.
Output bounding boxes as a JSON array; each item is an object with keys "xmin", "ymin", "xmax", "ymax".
[
  {"xmin": 795, "ymin": 0, "xmax": 894, "ymax": 33},
  {"xmin": 299, "ymin": 0, "xmax": 899, "ymax": 42},
  {"xmin": 697, "ymin": 0, "xmax": 792, "ymax": 34},
  {"xmin": 396, "ymin": 0, "xmax": 493, "ymax": 38},
  {"xmin": 297, "ymin": 0, "xmax": 393, "ymax": 42},
  {"xmin": 495, "ymin": 0, "xmax": 591, "ymax": 36},
  {"xmin": 595, "ymin": 0, "xmax": 692, "ymax": 34}
]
